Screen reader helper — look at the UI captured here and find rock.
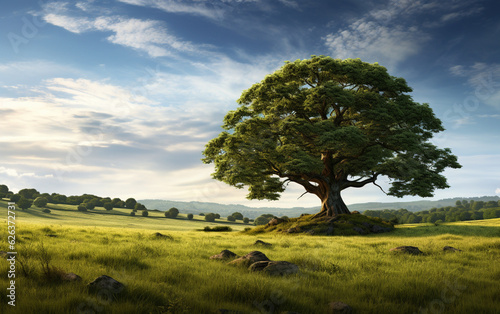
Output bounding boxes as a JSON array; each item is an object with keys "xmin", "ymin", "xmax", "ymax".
[
  {"xmin": 254, "ymin": 240, "xmax": 272, "ymax": 247},
  {"xmin": 389, "ymin": 246, "xmax": 423, "ymax": 255},
  {"xmin": 228, "ymin": 251, "xmax": 270, "ymax": 267},
  {"xmin": 443, "ymin": 246, "xmax": 462, "ymax": 252},
  {"xmin": 268, "ymin": 218, "xmax": 286, "ymax": 226},
  {"xmin": 210, "ymin": 250, "xmax": 238, "ymax": 260},
  {"xmin": 153, "ymin": 232, "xmax": 173, "ymax": 240},
  {"xmin": 87, "ymin": 275, "xmax": 125, "ymax": 294},
  {"xmin": 248, "ymin": 261, "xmax": 271, "ymax": 272},
  {"xmin": 362, "ymin": 222, "xmax": 373, "ymax": 229},
  {"xmin": 249, "ymin": 261, "xmax": 299, "ymax": 276},
  {"xmin": 328, "ymin": 301, "xmax": 353, "ymax": 313},
  {"xmin": 353, "ymin": 227, "xmax": 367, "ymax": 235},
  {"xmin": 326, "ymin": 225, "xmax": 335, "ymax": 235},
  {"xmin": 371, "ymin": 225, "xmax": 391, "ymax": 233},
  {"xmin": 62, "ymin": 272, "xmax": 82, "ymax": 282}
]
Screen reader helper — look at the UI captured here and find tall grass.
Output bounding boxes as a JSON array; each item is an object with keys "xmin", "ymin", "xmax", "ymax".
[{"xmin": 0, "ymin": 201, "xmax": 499, "ymax": 313}]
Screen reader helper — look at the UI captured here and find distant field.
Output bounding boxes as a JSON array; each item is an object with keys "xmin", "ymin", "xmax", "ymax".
[
  {"xmin": 1, "ymin": 200, "xmax": 499, "ymax": 313},
  {"xmin": 0, "ymin": 200, "xmax": 249, "ymax": 231}
]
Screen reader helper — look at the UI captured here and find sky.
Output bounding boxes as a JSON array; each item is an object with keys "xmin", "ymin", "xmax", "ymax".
[{"xmin": 1, "ymin": 0, "xmax": 499, "ymax": 208}]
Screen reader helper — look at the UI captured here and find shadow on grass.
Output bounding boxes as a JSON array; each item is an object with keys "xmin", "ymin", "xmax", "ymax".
[
  {"xmin": 389, "ymin": 223, "xmax": 500, "ymax": 238},
  {"xmin": 22, "ymin": 209, "xmax": 62, "ymax": 220}
]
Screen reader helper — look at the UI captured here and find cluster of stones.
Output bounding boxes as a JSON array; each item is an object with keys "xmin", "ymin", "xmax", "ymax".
[
  {"xmin": 389, "ymin": 245, "xmax": 462, "ymax": 255},
  {"xmin": 210, "ymin": 247, "xmax": 300, "ymax": 276}
]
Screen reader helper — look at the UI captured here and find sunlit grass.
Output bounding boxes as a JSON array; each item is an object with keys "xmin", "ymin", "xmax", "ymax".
[{"xmin": 0, "ymin": 200, "xmax": 499, "ymax": 313}]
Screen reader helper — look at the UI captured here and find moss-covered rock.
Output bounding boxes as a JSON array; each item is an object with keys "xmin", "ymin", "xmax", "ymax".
[{"xmin": 243, "ymin": 213, "xmax": 394, "ymax": 236}]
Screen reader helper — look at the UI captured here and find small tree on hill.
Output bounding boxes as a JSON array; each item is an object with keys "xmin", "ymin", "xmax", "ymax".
[
  {"xmin": 33, "ymin": 196, "xmax": 48, "ymax": 208},
  {"xmin": 227, "ymin": 215, "xmax": 236, "ymax": 222},
  {"xmin": 231, "ymin": 212, "xmax": 244, "ymax": 220},
  {"xmin": 135, "ymin": 203, "xmax": 146, "ymax": 211},
  {"xmin": 205, "ymin": 213, "xmax": 217, "ymax": 222},
  {"xmin": 142, "ymin": 210, "xmax": 149, "ymax": 217},
  {"xmin": 18, "ymin": 188, "xmax": 40, "ymax": 200},
  {"xmin": 103, "ymin": 202, "xmax": 113, "ymax": 211},
  {"xmin": 243, "ymin": 217, "xmax": 250, "ymax": 224},
  {"xmin": 10, "ymin": 194, "xmax": 21, "ymax": 203},
  {"xmin": 125, "ymin": 198, "xmax": 137, "ymax": 209},
  {"xmin": 18, "ymin": 197, "xmax": 32, "ymax": 210},
  {"xmin": 187, "ymin": 213, "xmax": 194, "ymax": 220},
  {"xmin": 168, "ymin": 207, "xmax": 179, "ymax": 218},
  {"xmin": 78, "ymin": 204, "xmax": 87, "ymax": 211}
]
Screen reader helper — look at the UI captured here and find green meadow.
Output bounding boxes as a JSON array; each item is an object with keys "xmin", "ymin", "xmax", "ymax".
[{"xmin": 1, "ymin": 200, "xmax": 499, "ymax": 313}]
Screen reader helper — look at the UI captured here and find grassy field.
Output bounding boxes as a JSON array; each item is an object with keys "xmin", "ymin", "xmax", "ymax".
[{"xmin": 1, "ymin": 200, "xmax": 499, "ymax": 313}]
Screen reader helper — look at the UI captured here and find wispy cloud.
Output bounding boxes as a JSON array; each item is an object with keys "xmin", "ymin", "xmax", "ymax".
[
  {"xmin": 42, "ymin": 1, "xmax": 198, "ymax": 58},
  {"xmin": 324, "ymin": 0, "xmax": 484, "ymax": 69}
]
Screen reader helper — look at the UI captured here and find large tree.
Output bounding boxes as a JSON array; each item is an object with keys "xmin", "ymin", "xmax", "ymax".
[{"xmin": 203, "ymin": 56, "xmax": 461, "ymax": 217}]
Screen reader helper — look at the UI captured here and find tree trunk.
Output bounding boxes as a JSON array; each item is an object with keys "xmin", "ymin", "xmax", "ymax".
[{"xmin": 316, "ymin": 181, "xmax": 350, "ymax": 217}]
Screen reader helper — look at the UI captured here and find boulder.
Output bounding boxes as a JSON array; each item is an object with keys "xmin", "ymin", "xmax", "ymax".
[
  {"xmin": 62, "ymin": 272, "xmax": 82, "ymax": 282},
  {"xmin": 328, "ymin": 301, "xmax": 353, "ymax": 313},
  {"xmin": 228, "ymin": 251, "xmax": 270, "ymax": 267},
  {"xmin": 249, "ymin": 261, "xmax": 299, "ymax": 276},
  {"xmin": 353, "ymin": 227, "xmax": 367, "ymax": 235},
  {"xmin": 443, "ymin": 246, "xmax": 462, "ymax": 252},
  {"xmin": 210, "ymin": 250, "xmax": 238, "ymax": 260},
  {"xmin": 268, "ymin": 218, "xmax": 286, "ymax": 226},
  {"xmin": 389, "ymin": 246, "xmax": 423, "ymax": 255},
  {"xmin": 254, "ymin": 240, "xmax": 272, "ymax": 247},
  {"xmin": 87, "ymin": 275, "xmax": 125, "ymax": 294},
  {"xmin": 371, "ymin": 225, "xmax": 391, "ymax": 233}
]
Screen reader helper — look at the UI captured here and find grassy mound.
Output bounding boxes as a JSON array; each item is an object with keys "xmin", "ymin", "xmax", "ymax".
[{"xmin": 244, "ymin": 213, "xmax": 395, "ymax": 236}]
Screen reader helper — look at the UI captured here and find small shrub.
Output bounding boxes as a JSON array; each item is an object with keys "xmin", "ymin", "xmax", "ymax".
[
  {"xmin": 142, "ymin": 210, "xmax": 149, "ymax": 217},
  {"xmin": 187, "ymin": 213, "xmax": 193, "ymax": 220},
  {"xmin": 243, "ymin": 217, "xmax": 250, "ymax": 224},
  {"xmin": 103, "ymin": 202, "xmax": 113, "ymax": 211},
  {"xmin": 227, "ymin": 215, "xmax": 236, "ymax": 222},
  {"xmin": 168, "ymin": 207, "xmax": 179, "ymax": 218},
  {"xmin": 199, "ymin": 213, "xmax": 205, "ymax": 216},
  {"xmin": 10, "ymin": 194, "xmax": 21, "ymax": 203},
  {"xmin": 205, "ymin": 213, "xmax": 217, "ymax": 222},
  {"xmin": 203, "ymin": 226, "xmax": 232, "ymax": 232},
  {"xmin": 130, "ymin": 211, "xmax": 136, "ymax": 216},
  {"xmin": 42, "ymin": 208, "xmax": 51, "ymax": 214},
  {"xmin": 34, "ymin": 196, "xmax": 48, "ymax": 208},
  {"xmin": 243, "ymin": 227, "xmax": 252, "ymax": 232},
  {"xmin": 77, "ymin": 204, "xmax": 87, "ymax": 211}
]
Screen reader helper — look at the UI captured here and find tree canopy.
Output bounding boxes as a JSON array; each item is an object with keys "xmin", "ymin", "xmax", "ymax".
[{"xmin": 203, "ymin": 56, "xmax": 461, "ymax": 217}]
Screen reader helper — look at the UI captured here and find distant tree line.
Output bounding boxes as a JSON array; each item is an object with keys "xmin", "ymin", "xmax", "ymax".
[{"xmin": 363, "ymin": 199, "xmax": 500, "ymax": 224}]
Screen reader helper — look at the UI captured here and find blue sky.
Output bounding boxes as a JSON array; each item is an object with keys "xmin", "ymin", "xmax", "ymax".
[{"xmin": 1, "ymin": 0, "xmax": 499, "ymax": 208}]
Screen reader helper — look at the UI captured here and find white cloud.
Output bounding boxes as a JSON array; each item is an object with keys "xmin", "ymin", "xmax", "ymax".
[
  {"xmin": 117, "ymin": 0, "xmax": 260, "ymax": 20},
  {"xmin": 43, "ymin": 13, "xmax": 195, "ymax": 57},
  {"xmin": 496, "ymin": 188, "xmax": 500, "ymax": 195},
  {"xmin": 324, "ymin": 0, "xmax": 484, "ymax": 69}
]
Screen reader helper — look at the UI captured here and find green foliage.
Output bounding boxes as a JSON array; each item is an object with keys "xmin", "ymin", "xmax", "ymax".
[
  {"xmin": 10, "ymin": 194, "xmax": 21, "ymax": 202},
  {"xmin": 33, "ymin": 196, "xmax": 48, "ymax": 208},
  {"xmin": 42, "ymin": 208, "xmax": 51, "ymax": 213},
  {"xmin": 130, "ymin": 211, "xmax": 136, "ymax": 216},
  {"xmin": 204, "ymin": 213, "xmax": 217, "ymax": 222},
  {"xmin": 243, "ymin": 217, "xmax": 250, "ymax": 224},
  {"xmin": 135, "ymin": 202, "xmax": 147, "ymax": 211},
  {"xmin": 18, "ymin": 188, "xmax": 40, "ymax": 200},
  {"xmin": 82, "ymin": 202, "xmax": 95, "ymax": 210},
  {"xmin": 0, "ymin": 184, "xmax": 9, "ymax": 193},
  {"xmin": 103, "ymin": 202, "xmax": 113, "ymax": 210},
  {"xmin": 254, "ymin": 213, "xmax": 275, "ymax": 225},
  {"xmin": 187, "ymin": 213, "xmax": 194, "ymax": 220},
  {"xmin": 364, "ymin": 200, "xmax": 500, "ymax": 224},
  {"xmin": 125, "ymin": 198, "xmax": 137, "ymax": 209},
  {"xmin": 227, "ymin": 215, "xmax": 236, "ymax": 222},
  {"xmin": 168, "ymin": 207, "xmax": 179, "ymax": 218},
  {"xmin": 18, "ymin": 196, "xmax": 33, "ymax": 210},
  {"xmin": 77, "ymin": 204, "xmax": 87, "ymax": 211},
  {"xmin": 231, "ymin": 212, "xmax": 243, "ymax": 220},
  {"xmin": 203, "ymin": 56, "xmax": 461, "ymax": 214},
  {"xmin": 142, "ymin": 210, "xmax": 149, "ymax": 217}
]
